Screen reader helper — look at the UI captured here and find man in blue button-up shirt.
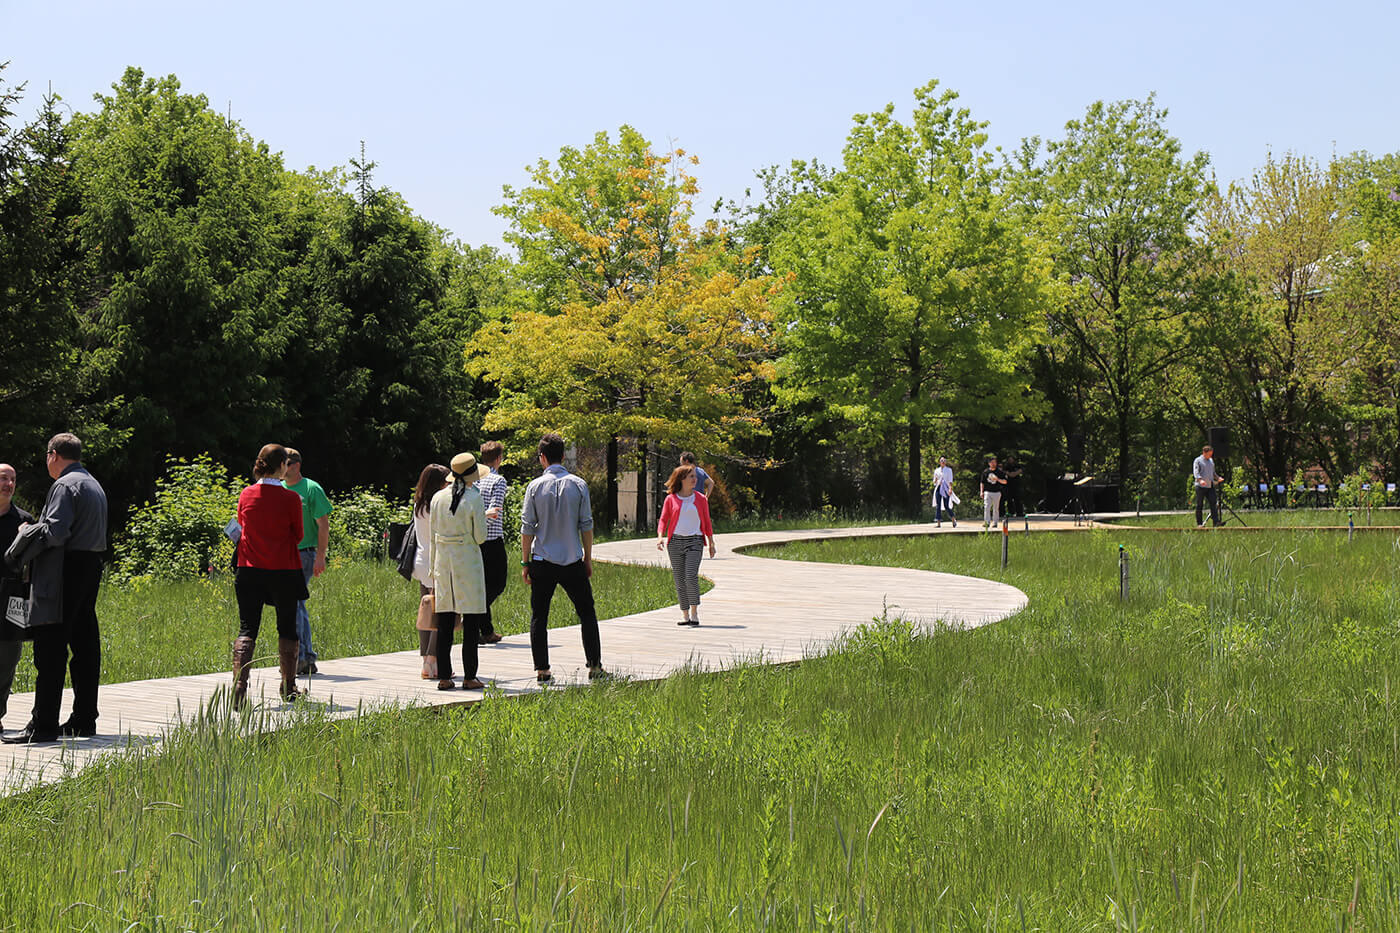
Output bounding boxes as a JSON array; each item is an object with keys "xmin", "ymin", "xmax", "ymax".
[{"xmin": 520, "ymin": 433, "xmax": 605, "ymax": 682}]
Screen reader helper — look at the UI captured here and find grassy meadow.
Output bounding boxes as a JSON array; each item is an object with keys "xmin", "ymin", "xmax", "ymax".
[{"xmin": 0, "ymin": 524, "xmax": 1398, "ymax": 928}]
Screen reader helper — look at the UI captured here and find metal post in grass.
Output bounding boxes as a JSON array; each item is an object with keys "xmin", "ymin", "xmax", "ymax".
[
  {"xmin": 1119, "ymin": 544, "xmax": 1129, "ymax": 601},
  {"xmin": 1001, "ymin": 517, "xmax": 1010, "ymax": 569},
  {"xmin": 1024, "ymin": 512, "xmax": 1029, "ymax": 535},
  {"xmin": 1349, "ymin": 512, "xmax": 1354, "ymax": 543}
]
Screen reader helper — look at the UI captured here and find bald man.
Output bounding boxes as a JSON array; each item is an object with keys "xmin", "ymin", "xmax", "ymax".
[{"xmin": 0, "ymin": 463, "xmax": 35, "ymax": 728}]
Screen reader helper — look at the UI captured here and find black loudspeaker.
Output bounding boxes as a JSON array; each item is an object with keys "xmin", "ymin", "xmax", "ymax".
[
  {"xmin": 1208, "ymin": 426, "xmax": 1230, "ymax": 463},
  {"xmin": 1067, "ymin": 433, "xmax": 1085, "ymax": 468}
]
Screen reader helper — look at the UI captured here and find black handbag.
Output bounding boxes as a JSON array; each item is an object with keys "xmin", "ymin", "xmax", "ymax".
[{"xmin": 394, "ymin": 521, "xmax": 417, "ymax": 581}]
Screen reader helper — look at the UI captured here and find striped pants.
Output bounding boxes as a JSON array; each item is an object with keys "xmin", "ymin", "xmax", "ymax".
[{"xmin": 666, "ymin": 534, "xmax": 704, "ymax": 609}]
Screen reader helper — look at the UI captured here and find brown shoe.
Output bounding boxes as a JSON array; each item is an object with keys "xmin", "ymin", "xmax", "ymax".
[
  {"xmin": 462, "ymin": 678, "xmax": 486, "ymax": 690},
  {"xmin": 479, "ymin": 633, "xmax": 503, "ymax": 645},
  {"xmin": 277, "ymin": 638, "xmax": 305, "ymax": 701}
]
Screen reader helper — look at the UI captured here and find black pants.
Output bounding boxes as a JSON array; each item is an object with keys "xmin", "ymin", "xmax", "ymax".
[
  {"xmin": 528, "ymin": 559, "xmax": 601, "ymax": 671},
  {"xmin": 1195, "ymin": 486, "xmax": 1221, "ymax": 526},
  {"xmin": 234, "ymin": 575, "xmax": 300, "ymax": 642},
  {"xmin": 31, "ymin": 550, "xmax": 104, "ymax": 732},
  {"xmin": 480, "ymin": 538, "xmax": 507, "ymax": 639},
  {"xmin": 1003, "ymin": 483, "xmax": 1024, "ymax": 517},
  {"xmin": 435, "ymin": 610, "xmax": 486, "ymax": 681}
]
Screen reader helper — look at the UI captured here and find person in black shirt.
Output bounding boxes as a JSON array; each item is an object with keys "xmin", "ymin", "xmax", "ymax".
[
  {"xmin": 980, "ymin": 457, "xmax": 1007, "ymax": 529},
  {"xmin": 0, "ymin": 463, "xmax": 35, "ymax": 728},
  {"xmin": 1002, "ymin": 454, "xmax": 1025, "ymax": 517}
]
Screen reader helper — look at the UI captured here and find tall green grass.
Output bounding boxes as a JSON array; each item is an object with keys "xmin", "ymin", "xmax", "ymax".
[{"xmin": 0, "ymin": 528, "xmax": 1397, "ymax": 928}]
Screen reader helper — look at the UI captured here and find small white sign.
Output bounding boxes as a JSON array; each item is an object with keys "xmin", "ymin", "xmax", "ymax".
[{"xmin": 5, "ymin": 595, "xmax": 29, "ymax": 627}]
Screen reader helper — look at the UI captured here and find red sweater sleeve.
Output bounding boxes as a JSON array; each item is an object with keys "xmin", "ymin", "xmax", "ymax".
[
  {"xmin": 695, "ymin": 493, "xmax": 714, "ymax": 538},
  {"xmin": 658, "ymin": 494, "xmax": 678, "ymax": 539}
]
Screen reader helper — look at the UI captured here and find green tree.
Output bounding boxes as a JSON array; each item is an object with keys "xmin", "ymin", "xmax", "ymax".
[
  {"xmin": 1319, "ymin": 153, "xmax": 1400, "ymax": 479},
  {"xmin": 275, "ymin": 152, "xmax": 502, "ymax": 493},
  {"xmin": 65, "ymin": 68, "xmax": 295, "ymax": 504},
  {"xmin": 1021, "ymin": 96, "xmax": 1218, "ymax": 489},
  {"xmin": 771, "ymin": 80, "xmax": 1050, "ymax": 516},
  {"xmin": 1198, "ymin": 152, "xmax": 1342, "ymax": 483},
  {"xmin": 0, "ymin": 67, "xmax": 83, "ymax": 472}
]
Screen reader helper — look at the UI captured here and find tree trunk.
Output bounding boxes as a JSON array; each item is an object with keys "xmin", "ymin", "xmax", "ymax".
[
  {"xmin": 634, "ymin": 437, "xmax": 649, "ymax": 533},
  {"xmin": 605, "ymin": 435, "xmax": 619, "ymax": 531},
  {"xmin": 907, "ymin": 418, "xmax": 922, "ymax": 518}
]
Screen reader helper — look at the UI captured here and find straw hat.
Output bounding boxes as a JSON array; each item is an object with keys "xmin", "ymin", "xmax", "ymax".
[{"xmin": 450, "ymin": 452, "xmax": 484, "ymax": 482}]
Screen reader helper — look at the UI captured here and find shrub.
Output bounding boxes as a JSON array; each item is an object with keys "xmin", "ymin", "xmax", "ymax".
[
  {"xmin": 328, "ymin": 488, "xmax": 410, "ymax": 561},
  {"xmin": 113, "ymin": 455, "xmax": 240, "ymax": 581}
]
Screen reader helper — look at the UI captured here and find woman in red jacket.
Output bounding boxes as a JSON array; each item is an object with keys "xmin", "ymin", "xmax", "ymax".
[
  {"xmin": 231, "ymin": 443, "xmax": 309, "ymax": 706},
  {"xmin": 655, "ymin": 464, "xmax": 716, "ymax": 626}
]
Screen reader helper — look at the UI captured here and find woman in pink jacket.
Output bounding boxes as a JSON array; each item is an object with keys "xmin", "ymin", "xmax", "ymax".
[{"xmin": 655, "ymin": 464, "xmax": 716, "ymax": 626}]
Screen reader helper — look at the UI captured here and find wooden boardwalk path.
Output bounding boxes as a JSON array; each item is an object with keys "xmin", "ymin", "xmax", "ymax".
[{"xmin": 0, "ymin": 519, "xmax": 1087, "ymax": 795}]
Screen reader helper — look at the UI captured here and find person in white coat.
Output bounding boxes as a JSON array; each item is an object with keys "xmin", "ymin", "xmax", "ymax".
[
  {"xmin": 429, "ymin": 452, "xmax": 488, "ymax": 691},
  {"xmin": 932, "ymin": 456, "xmax": 957, "ymax": 527}
]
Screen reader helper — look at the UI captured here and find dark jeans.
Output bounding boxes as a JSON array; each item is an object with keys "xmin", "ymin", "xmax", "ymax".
[
  {"xmin": 1195, "ymin": 485, "xmax": 1221, "ymax": 526},
  {"xmin": 435, "ymin": 610, "xmax": 485, "ymax": 681},
  {"xmin": 32, "ymin": 550, "xmax": 104, "ymax": 732},
  {"xmin": 934, "ymin": 490, "xmax": 953, "ymax": 522},
  {"xmin": 527, "ymin": 559, "xmax": 601, "ymax": 671},
  {"xmin": 480, "ymin": 538, "xmax": 507, "ymax": 639},
  {"xmin": 1004, "ymin": 483, "xmax": 1024, "ymax": 517}
]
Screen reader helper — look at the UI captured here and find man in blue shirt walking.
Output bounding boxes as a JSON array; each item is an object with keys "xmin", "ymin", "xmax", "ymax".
[{"xmin": 520, "ymin": 433, "xmax": 606, "ymax": 683}]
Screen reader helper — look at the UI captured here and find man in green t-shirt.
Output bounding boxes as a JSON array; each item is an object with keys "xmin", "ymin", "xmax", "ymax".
[{"xmin": 284, "ymin": 448, "xmax": 332, "ymax": 674}]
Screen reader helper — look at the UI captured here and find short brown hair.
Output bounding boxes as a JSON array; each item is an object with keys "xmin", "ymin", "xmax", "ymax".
[
  {"xmin": 665, "ymin": 464, "xmax": 696, "ymax": 495},
  {"xmin": 480, "ymin": 441, "xmax": 504, "ymax": 465},
  {"xmin": 253, "ymin": 443, "xmax": 288, "ymax": 478},
  {"xmin": 47, "ymin": 433, "xmax": 82, "ymax": 461}
]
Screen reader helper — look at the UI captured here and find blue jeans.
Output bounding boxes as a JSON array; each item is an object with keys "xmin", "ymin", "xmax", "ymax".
[
  {"xmin": 296, "ymin": 548, "xmax": 318, "ymax": 663},
  {"xmin": 934, "ymin": 490, "xmax": 954, "ymax": 522}
]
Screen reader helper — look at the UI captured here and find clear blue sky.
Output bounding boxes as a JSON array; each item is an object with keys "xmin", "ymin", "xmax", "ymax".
[{"xmin": 7, "ymin": 0, "xmax": 1398, "ymax": 249}]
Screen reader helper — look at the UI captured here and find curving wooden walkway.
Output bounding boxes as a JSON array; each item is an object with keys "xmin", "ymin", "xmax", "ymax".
[{"xmin": 0, "ymin": 520, "xmax": 1077, "ymax": 795}]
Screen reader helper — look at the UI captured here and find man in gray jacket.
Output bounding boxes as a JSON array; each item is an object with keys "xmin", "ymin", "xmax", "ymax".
[{"xmin": 3, "ymin": 433, "xmax": 108, "ymax": 744}]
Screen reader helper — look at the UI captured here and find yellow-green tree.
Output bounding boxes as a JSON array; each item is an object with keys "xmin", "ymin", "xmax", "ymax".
[{"xmin": 470, "ymin": 129, "xmax": 777, "ymax": 526}]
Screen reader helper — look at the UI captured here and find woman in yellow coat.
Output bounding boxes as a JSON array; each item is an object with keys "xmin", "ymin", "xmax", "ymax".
[{"xmin": 429, "ymin": 452, "xmax": 489, "ymax": 690}]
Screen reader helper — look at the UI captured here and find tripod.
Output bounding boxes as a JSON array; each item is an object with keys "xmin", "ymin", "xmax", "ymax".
[{"xmin": 1051, "ymin": 474, "xmax": 1095, "ymax": 525}]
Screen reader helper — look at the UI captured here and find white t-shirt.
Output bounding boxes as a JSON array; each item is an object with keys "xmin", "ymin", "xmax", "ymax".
[
  {"xmin": 412, "ymin": 511, "xmax": 433, "ymax": 586},
  {"xmin": 934, "ymin": 465, "xmax": 954, "ymax": 495},
  {"xmin": 674, "ymin": 494, "xmax": 702, "ymax": 536}
]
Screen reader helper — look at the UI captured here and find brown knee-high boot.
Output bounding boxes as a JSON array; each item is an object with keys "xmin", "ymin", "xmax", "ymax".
[
  {"xmin": 278, "ymin": 638, "xmax": 305, "ymax": 701},
  {"xmin": 231, "ymin": 636, "xmax": 257, "ymax": 708}
]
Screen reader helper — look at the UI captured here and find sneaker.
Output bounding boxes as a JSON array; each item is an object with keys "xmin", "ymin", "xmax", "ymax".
[
  {"xmin": 684, "ymin": 619, "xmax": 700, "ymax": 627},
  {"xmin": 677, "ymin": 618, "xmax": 691, "ymax": 626},
  {"xmin": 297, "ymin": 659, "xmax": 318, "ymax": 675}
]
